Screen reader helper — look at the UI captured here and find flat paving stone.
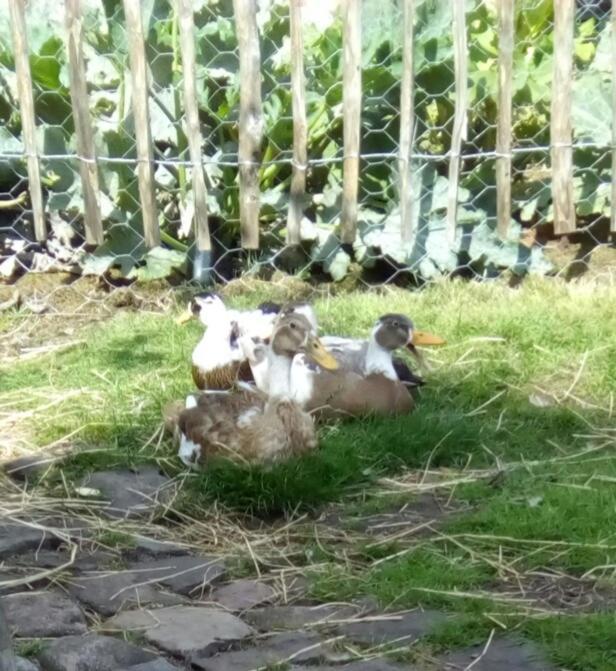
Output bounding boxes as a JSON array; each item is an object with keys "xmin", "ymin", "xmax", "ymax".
[
  {"xmin": 79, "ymin": 467, "xmax": 174, "ymax": 519},
  {"xmin": 244, "ymin": 604, "xmax": 365, "ymax": 631},
  {"xmin": 128, "ymin": 536, "xmax": 189, "ymax": 558},
  {"xmin": 127, "ymin": 556, "xmax": 226, "ymax": 596},
  {"xmin": 116, "ymin": 660, "xmax": 180, "ymax": 671},
  {"xmin": 15, "ymin": 658, "xmax": 41, "ymax": 671},
  {"xmin": 0, "ymin": 520, "xmax": 61, "ymax": 559},
  {"xmin": 5, "ymin": 549, "xmax": 72, "ymax": 570},
  {"xmin": 292, "ymin": 660, "xmax": 412, "ymax": 671},
  {"xmin": 210, "ymin": 579, "xmax": 276, "ymax": 611},
  {"xmin": 336, "ymin": 609, "xmax": 447, "ymax": 646},
  {"xmin": 3, "ymin": 590, "xmax": 87, "ymax": 637},
  {"xmin": 38, "ymin": 634, "xmax": 157, "ymax": 671},
  {"xmin": 104, "ymin": 606, "xmax": 253, "ymax": 658},
  {"xmin": 2, "ymin": 454, "xmax": 55, "ymax": 481},
  {"xmin": 439, "ymin": 635, "xmax": 558, "ymax": 671},
  {"xmin": 0, "ymin": 571, "xmax": 30, "ymax": 595},
  {"xmin": 192, "ymin": 631, "xmax": 331, "ymax": 671},
  {"xmin": 71, "ymin": 550, "xmax": 119, "ymax": 572},
  {"xmin": 67, "ymin": 572, "xmax": 185, "ymax": 616}
]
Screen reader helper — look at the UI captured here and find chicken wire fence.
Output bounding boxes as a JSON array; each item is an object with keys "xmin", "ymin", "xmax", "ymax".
[{"xmin": 0, "ymin": 0, "xmax": 615, "ymax": 315}]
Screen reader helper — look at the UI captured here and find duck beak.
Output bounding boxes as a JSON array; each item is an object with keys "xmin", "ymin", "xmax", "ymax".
[
  {"xmin": 409, "ymin": 331, "xmax": 446, "ymax": 347},
  {"xmin": 307, "ymin": 337, "xmax": 339, "ymax": 370},
  {"xmin": 176, "ymin": 310, "xmax": 194, "ymax": 326}
]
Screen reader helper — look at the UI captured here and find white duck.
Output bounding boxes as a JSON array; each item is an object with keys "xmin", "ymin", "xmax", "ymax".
[{"xmin": 176, "ymin": 292, "xmax": 282, "ymax": 390}]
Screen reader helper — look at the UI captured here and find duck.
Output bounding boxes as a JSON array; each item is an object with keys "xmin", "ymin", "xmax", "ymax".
[
  {"xmin": 249, "ymin": 312, "xmax": 445, "ymax": 419},
  {"xmin": 175, "ymin": 293, "xmax": 282, "ymax": 390},
  {"xmin": 171, "ymin": 313, "xmax": 339, "ymax": 467},
  {"xmin": 278, "ymin": 307, "xmax": 444, "ymax": 399},
  {"xmin": 320, "ymin": 314, "xmax": 445, "ymax": 392}
]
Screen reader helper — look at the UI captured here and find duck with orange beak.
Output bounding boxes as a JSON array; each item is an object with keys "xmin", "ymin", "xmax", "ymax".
[{"xmin": 320, "ymin": 313, "xmax": 445, "ymax": 392}]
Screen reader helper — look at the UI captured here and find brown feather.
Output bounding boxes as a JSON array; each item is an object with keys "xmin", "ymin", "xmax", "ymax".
[
  {"xmin": 192, "ymin": 361, "xmax": 255, "ymax": 390},
  {"xmin": 162, "ymin": 399, "xmax": 185, "ymax": 435},
  {"xmin": 305, "ymin": 370, "xmax": 414, "ymax": 421}
]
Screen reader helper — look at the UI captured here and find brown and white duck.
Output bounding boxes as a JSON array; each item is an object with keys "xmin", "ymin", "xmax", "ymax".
[
  {"xmin": 287, "ymin": 313, "xmax": 445, "ymax": 418},
  {"xmin": 176, "ymin": 293, "xmax": 282, "ymax": 390},
  {"xmin": 321, "ymin": 314, "xmax": 444, "ymax": 391}
]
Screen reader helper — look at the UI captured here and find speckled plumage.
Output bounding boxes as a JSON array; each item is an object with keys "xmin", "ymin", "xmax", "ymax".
[
  {"xmin": 191, "ymin": 360, "xmax": 253, "ymax": 390},
  {"xmin": 177, "ymin": 391, "xmax": 317, "ymax": 466}
]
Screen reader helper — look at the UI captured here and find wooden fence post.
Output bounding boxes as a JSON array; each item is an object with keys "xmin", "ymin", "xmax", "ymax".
[
  {"xmin": 287, "ymin": 0, "xmax": 308, "ymax": 246},
  {"xmin": 551, "ymin": 0, "xmax": 575, "ymax": 235},
  {"xmin": 123, "ymin": 0, "xmax": 160, "ymax": 248},
  {"xmin": 496, "ymin": 0, "xmax": 514, "ymax": 240},
  {"xmin": 177, "ymin": 0, "xmax": 211, "ymax": 251},
  {"xmin": 399, "ymin": 0, "xmax": 415, "ymax": 246},
  {"xmin": 65, "ymin": 0, "xmax": 104, "ymax": 246},
  {"xmin": 446, "ymin": 0, "xmax": 468, "ymax": 246},
  {"xmin": 341, "ymin": 0, "xmax": 362, "ymax": 245},
  {"xmin": 8, "ymin": 0, "xmax": 46, "ymax": 242},
  {"xmin": 233, "ymin": 0, "xmax": 262, "ymax": 250}
]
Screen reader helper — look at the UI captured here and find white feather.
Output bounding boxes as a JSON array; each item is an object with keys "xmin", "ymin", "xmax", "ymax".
[{"xmin": 178, "ymin": 434, "xmax": 201, "ymax": 468}]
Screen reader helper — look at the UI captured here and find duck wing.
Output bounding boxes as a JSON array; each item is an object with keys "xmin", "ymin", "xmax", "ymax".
[
  {"xmin": 305, "ymin": 369, "xmax": 414, "ymax": 419},
  {"xmin": 319, "ymin": 336, "xmax": 368, "ymax": 374},
  {"xmin": 392, "ymin": 356, "xmax": 425, "ymax": 388}
]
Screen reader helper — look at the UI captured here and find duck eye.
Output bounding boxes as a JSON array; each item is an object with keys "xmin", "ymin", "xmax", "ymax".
[
  {"xmin": 392, "ymin": 321, "xmax": 399, "ymax": 328},
  {"xmin": 289, "ymin": 321, "xmax": 297, "ymax": 329}
]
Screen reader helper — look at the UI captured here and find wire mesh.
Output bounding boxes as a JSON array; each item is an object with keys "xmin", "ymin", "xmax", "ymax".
[{"xmin": 0, "ymin": 0, "xmax": 615, "ymax": 315}]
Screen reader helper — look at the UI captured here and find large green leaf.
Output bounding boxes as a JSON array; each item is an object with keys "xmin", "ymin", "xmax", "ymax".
[{"xmin": 128, "ymin": 246, "xmax": 187, "ymax": 281}]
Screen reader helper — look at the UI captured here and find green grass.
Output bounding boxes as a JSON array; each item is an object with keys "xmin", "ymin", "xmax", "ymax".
[{"xmin": 1, "ymin": 277, "xmax": 616, "ymax": 669}]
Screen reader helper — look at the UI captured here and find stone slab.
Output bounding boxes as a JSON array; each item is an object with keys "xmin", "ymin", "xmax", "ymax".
[
  {"xmin": 128, "ymin": 536, "xmax": 189, "ymax": 559},
  {"xmin": 15, "ymin": 658, "xmax": 41, "ymax": 671},
  {"xmin": 192, "ymin": 632, "xmax": 329, "ymax": 671},
  {"xmin": 292, "ymin": 661, "xmax": 413, "ymax": 671},
  {"xmin": 4, "ymin": 549, "xmax": 71, "ymax": 570},
  {"xmin": 210, "ymin": 579, "xmax": 276, "ymax": 611},
  {"xmin": 104, "ymin": 606, "xmax": 253, "ymax": 658},
  {"xmin": 79, "ymin": 467, "xmax": 173, "ymax": 519},
  {"xmin": 116, "ymin": 660, "xmax": 180, "ymax": 671},
  {"xmin": 3, "ymin": 590, "xmax": 87, "ymax": 637},
  {"xmin": 67, "ymin": 572, "xmax": 185, "ymax": 616},
  {"xmin": 71, "ymin": 550, "xmax": 119, "ymax": 572},
  {"xmin": 0, "ymin": 520, "xmax": 60, "ymax": 560},
  {"xmin": 439, "ymin": 635, "xmax": 558, "ymax": 671},
  {"xmin": 336, "ymin": 609, "xmax": 447, "ymax": 646},
  {"xmin": 244, "ymin": 604, "xmax": 364, "ymax": 631},
  {"xmin": 2, "ymin": 454, "xmax": 55, "ymax": 481},
  {"xmin": 127, "ymin": 556, "xmax": 226, "ymax": 596},
  {"xmin": 38, "ymin": 634, "xmax": 157, "ymax": 671}
]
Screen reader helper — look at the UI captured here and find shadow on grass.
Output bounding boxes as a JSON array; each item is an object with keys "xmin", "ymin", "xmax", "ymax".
[{"xmin": 95, "ymin": 332, "xmax": 166, "ymax": 370}]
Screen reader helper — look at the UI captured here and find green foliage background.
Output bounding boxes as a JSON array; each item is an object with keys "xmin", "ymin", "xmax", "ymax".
[{"xmin": 0, "ymin": 0, "xmax": 612, "ymax": 281}]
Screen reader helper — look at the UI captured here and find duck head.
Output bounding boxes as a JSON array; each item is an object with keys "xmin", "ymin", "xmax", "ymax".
[
  {"xmin": 176, "ymin": 292, "xmax": 227, "ymax": 327},
  {"xmin": 272, "ymin": 314, "xmax": 338, "ymax": 370},
  {"xmin": 279, "ymin": 302, "xmax": 318, "ymax": 333},
  {"xmin": 373, "ymin": 313, "xmax": 446, "ymax": 354}
]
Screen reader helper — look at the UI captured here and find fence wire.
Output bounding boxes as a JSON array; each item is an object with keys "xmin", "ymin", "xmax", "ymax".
[{"xmin": 0, "ymin": 0, "xmax": 615, "ymax": 316}]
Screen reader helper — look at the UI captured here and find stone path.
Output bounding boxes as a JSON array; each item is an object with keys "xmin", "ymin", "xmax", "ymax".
[{"xmin": 0, "ymin": 464, "xmax": 563, "ymax": 671}]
